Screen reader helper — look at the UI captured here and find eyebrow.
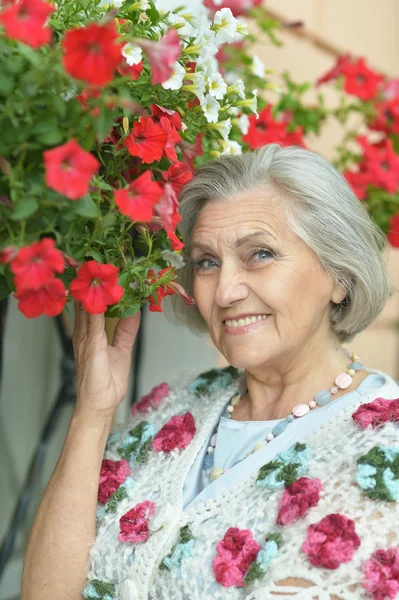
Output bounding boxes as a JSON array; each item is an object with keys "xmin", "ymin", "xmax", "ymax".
[{"xmin": 190, "ymin": 231, "xmax": 275, "ymax": 253}]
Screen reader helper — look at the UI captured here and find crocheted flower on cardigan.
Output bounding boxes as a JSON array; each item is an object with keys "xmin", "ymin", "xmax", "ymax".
[
  {"xmin": 256, "ymin": 442, "xmax": 311, "ymax": 490},
  {"xmin": 362, "ymin": 547, "xmax": 399, "ymax": 600},
  {"xmin": 83, "ymin": 579, "xmax": 115, "ymax": 600},
  {"xmin": 117, "ymin": 421, "xmax": 156, "ymax": 464},
  {"xmin": 97, "ymin": 459, "xmax": 131, "ymax": 504},
  {"xmin": 212, "ymin": 527, "xmax": 261, "ymax": 588},
  {"xmin": 119, "ymin": 500, "xmax": 156, "ymax": 544},
  {"xmin": 131, "ymin": 382, "xmax": 170, "ymax": 415},
  {"xmin": 97, "ymin": 476, "xmax": 135, "ymax": 518},
  {"xmin": 188, "ymin": 366, "xmax": 240, "ymax": 396},
  {"xmin": 276, "ymin": 477, "xmax": 323, "ymax": 526},
  {"xmin": 160, "ymin": 525, "xmax": 194, "ymax": 570},
  {"xmin": 356, "ymin": 445, "xmax": 399, "ymax": 502},
  {"xmin": 152, "ymin": 412, "xmax": 196, "ymax": 452},
  {"xmin": 302, "ymin": 513, "xmax": 361, "ymax": 569},
  {"xmin": 244, "ymin": 532, "xmax": 284, "ymax": 585},
  {"xmin": 352, "ymin": 397, "xmax": 399, "ymax": 429}
]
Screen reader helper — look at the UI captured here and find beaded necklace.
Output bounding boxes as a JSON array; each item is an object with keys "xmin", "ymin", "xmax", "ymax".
[{"xmin": 204, "ymin": 351, "xmax": 364, "ymax": 482}]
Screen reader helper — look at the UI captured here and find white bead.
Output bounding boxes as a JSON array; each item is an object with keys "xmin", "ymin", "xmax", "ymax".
[
  {"xmin": 348, "ymin": 368, "xmax": 356, "ymax": 377},
  {"xmin": 211, "ymin": 433, "xmax": 217, "ymax": 446},
  {"xmin": 207, "ymin": 446, "xmax": 214, "ymax": 454},
  {"xmin": 253, "ymin": 440, "xmax": 267, "ymax": 452},
  {"xmin": 308, "ymin": 400, "xmax": 317, "ymax": 409},
  {"xmin": 331, "ymin": 386, "xmax": 339, "ymax": 394},
  {"xmin": 210, "ymin": 467, "xmax": 224, "ymax": 481},
  {"xmin": 266, "ymin": 433, "xmax": 274, "ymax": 442},
  {"xmin": 227, "ymin": 405, "xmax": 234, "ymax": 413}
]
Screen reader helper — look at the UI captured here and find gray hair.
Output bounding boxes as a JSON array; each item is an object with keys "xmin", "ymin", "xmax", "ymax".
[{"xmin": 165, "ymin": 143, "xmax": 393, "ymax": 343}]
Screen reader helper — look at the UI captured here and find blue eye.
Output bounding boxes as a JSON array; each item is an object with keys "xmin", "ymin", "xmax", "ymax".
[
  {"xmin": 252, "ymin": 248, "xmax": 274, "ymax": 261},
  {"xmin": 193, "ymin": 258, "xmax": 217, "ymax": 271}
]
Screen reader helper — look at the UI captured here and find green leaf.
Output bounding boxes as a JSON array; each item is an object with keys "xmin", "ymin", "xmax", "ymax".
[
  {"xmin": 86, "ymin": 249, "xmax": 103, "ymax": 262},
  {"xmin": 118, "ymin": 271, "xmax": 131, "ymax": 287},
  {"xmin": 120, "ymin": 303, "xmax": 140, "ymax": 318},
  {"xmin": 73, "ymin": 196, "xmax": 99, "ymax": 219},
  {"xmin": 99, "ymin": 212, "xmax": 117, "ymax": 231},
  {"xmin": 96, "ymin": 105, "xmax": 115, "ymax": 143},
  {"xmin": 37, "ymin": 130, "xmax": 65, "ymax": 146},
  {"xmin": 10, "ymin": 198, "xmax": 39, "ymax": 221},
  {"xmin": 17, "ymin": 44, "xmax": 41, "ymax": 66},
  {"xmin": 0, "ymin": 274, "xmax": 12, "ymax": 301}
]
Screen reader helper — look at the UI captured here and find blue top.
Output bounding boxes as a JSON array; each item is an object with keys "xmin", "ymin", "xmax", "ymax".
[{"xmin": 182, "ymin": 373, "xmax": 385, "ymax": 511}]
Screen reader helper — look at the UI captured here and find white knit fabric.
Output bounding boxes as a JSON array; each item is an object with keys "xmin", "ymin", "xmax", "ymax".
[{"xmin": 86, "ymin": 367, "xmax": 399, "ymax": 600}]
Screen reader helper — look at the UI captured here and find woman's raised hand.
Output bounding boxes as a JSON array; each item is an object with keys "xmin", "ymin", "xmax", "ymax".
[{"xmin": 72, "ymin": 301, "xmax": 142, "ymax": 418}]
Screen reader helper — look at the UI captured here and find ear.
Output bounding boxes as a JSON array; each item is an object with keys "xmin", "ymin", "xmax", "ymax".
[{"xmin": 331, "ymin": 281, "xmax": 347, "ymax": 304}]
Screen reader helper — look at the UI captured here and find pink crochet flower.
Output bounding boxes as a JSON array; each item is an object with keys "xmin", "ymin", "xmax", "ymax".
[
  {"xmin": 131, "ymin": 382, "xmax": 169, "ymax": 415},
  {"xmin": 276, "ymin": 477, "xmax": 323, "ymax": 526},
  {"xmin": 98, "ymin": 459, "xmax": 131, "ymax": 503},
  {"xmin": 152, "ymin": 412, "xmax": 196, "ymax": 452},
  {"xmin": 302, "ymin": 513, "xmax": 361, "ymax": 569},
  {"xmin": 212, "ymin": 527, "xmax": 261, "ymax": 587},
  {"xmin": 119, "ymin": 500, "xmax": 156, "ymax": 543},
  {"xmin": 362, "ymin": 548, "xmax": 399, "ymax": 600},
  {"xmin": 352, "ymin": 397, "xmax": 399, "ymax": 429}
]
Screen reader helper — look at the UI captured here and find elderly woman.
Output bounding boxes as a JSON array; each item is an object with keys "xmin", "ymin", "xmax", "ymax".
[{"xmin": 23, "ymin": 144, "xmax": 399, "ymax": 600}]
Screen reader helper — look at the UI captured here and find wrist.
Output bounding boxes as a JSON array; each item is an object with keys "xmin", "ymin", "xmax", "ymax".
[{"xmin": 71, "ymin": 406, "xmax": 115, "ymax": 432}]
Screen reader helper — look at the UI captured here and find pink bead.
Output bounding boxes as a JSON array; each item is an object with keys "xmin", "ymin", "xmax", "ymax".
[
  {"xmin": 309, "ymin": 400, "xmax": 317, "ymax": 409},
  {"xmin": 335, "ymin": 373, "xmax": 352, "ymax": 389},
  {"xmin": 292, "ymin": 403, "xmax": 310, "ymax": 417}
]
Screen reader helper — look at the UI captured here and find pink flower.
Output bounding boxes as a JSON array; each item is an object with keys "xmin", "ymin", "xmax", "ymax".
[
  {"xmin": 352, "ymin": 398, "xmax": 399, "ymax": 429},
  {"xmin": 362, "ymin": 548, "xmax": 399, "ymax": 600},
  {"xmin": 0, "ymin": 245, "xmax": 18, "ymax": 264},
  {"xmin": 98, "ymin": 459, "xmax": 131, "ymax": 504},
  {"xmin": 212, "ymin": 527, "xmax": 261, "ymax": 587},
  {"xmin": 152, "ymin": 412, "xmax": 196, "ymax": 453},
  {"xmin": 119, "ymin": 500, "xmax": 156, "ymax": 543},
  {"xmin": 302, "ymin": 514, "xmax": 361, "ymax": 569},
  {"xmin": 277, "ymin": 477, "xmax": 323, "ymax": 526},
  {"xmin": 131, "ymin": 382, "xmax": 170, "ymax": 415},
  {"xmin": 139, "ymin": 29, "xmax": 181, "ymax": 85}
]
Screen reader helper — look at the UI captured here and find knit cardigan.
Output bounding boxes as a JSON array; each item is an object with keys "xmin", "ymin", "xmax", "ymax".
[{"xmin": 84, "ymin": 366, "xmax": 399, "ymax": 600}]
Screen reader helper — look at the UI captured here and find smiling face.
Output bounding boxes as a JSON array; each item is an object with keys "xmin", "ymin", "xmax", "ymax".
[{"xmin": 190, "ymin": 189, "xmax": 346, "ymax": 371}]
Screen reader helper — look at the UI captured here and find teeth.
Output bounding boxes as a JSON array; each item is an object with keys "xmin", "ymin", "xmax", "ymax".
[{"xmin": 225, "ymin": 315, "xmax": 268, "ymax": 328}]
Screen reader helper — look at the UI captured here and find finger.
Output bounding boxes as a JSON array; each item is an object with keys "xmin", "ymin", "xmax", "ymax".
[
  {"xmin": 112, "ymin": 311, "xmax": 141, "ymax": 354},
  {"xmin": 87, "ymin": 311, "xmax": 105, "ymax": 338},
  {"xmin": 73, "ymin": 301, "xmax": 88, "ymax": 339}
]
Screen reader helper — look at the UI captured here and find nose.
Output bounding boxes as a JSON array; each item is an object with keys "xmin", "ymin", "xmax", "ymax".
[{"xmin": 214, "ymin": 263, "xmax": 249, "ymax": 308}]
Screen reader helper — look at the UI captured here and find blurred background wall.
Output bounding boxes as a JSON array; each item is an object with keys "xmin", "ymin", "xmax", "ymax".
[{"xmin": 0, "ymin": 1, "xmax": 398, "ymax": 598}]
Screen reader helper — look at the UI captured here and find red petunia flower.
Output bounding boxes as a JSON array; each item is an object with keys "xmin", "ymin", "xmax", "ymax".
[
  {"xmin": 204, "ymin": 0, "xmax": 262, "ymax": 17},
  {"xmin": 69, "ymin": 260, "xmax": 124, "ymax": 314},
  {"xmin": 0, "ymin": 0, "xmax": 54, "ymax": 48},
  {"xmin": 341, "ymin": 57, "xmax": 384, "ymax": 102},
  {"xmin": 154, "ymin": 183, "xmax": 181, "ymax": 235},
  {"xmin": 147, "ymin": 267, "xmax": 175, "ymax": 313},
  {"xmin": 131, "ymin": 382, "xmax": 170, "ymax": 416},
  {"xmin": 138, "ymin": 29, "xmax": 181, "ymax": 85},
  {"xmin": 43, "ymin": 139, "xmax": 100, "ymax": 200},
  {"xmin": 63, "ymin": 22, "xmax": 122, "ymax": 87},
  {"xmin": 276, "ymin": 477, "xmax": 323, "ymax": 526},
  {"xmin": 212, "ymin": 527, "xmax": 261, "ymax": 587},
  {"xmin": 388, "ymin": 213, "xmax": 399, "ymax": 248},
  {"xmin": 243, "ymin": 105, "xmax": 305, "ymax": 150},
  {"xmin": 164, "ymin": 161, "xmax": 193, "ymax": 194},
  {"xmin": 75, "ymin": 88, "xmax": 101, "ymax": 117},
  {"xmin": 352, "ymin": 397, "xmax": 399, "ymax": 429},
  {"xmin": 124, "ymin": 117, "xmax": 168, "ymax": 164},
  {"xmin": 302, "ymin": 513, "xmax": 361, "ymax": 569},
  {"xmin": 14, "ymin": 277, "xmax": 67, "ymax": 318},
  {"xmin": 383, "ymin": 78, "xmax": 399, "ymax": 101},
  {"xmin": 117, "ymin": 61, "xmax": 143, "ymax": 81},
  {"xmin": 119, "ymin": 500, "xmax": 156, "ymax": 544},
  {"xmin": 114, "ymin": 171, "xmax": 164, "ymax": 222},
  {"xmin": 369, "ymin": 97, "xmax": 399, "ymax": 136},
  {"xmin": 10, "ymin": 238, "xmax": 64, "ymax": 291},
  {"xmin": 316, "ymin": 54, "xmax": 352, "ymax": 86},
  {"xmin": 0, "ymin": 245, "xmax": 18, "ymax": 264},
  {"xmin": 150, "ymin": 104, "xmax": 182, "ymax": 131},
  {"xmin": 152, "ymin": 412, "xmax": 196, "ymax": 452},
  {"xmin": 98, "ymin": 459, "xmax": 131, "ymax": 504},
  {"xmin": 180, "ymin": 134, "xmax": 204, "ymax": 169},
  {"xmin": 159, "ymin": 116, "xmax": 182, "ymax": 163},
  {"xmin": 362, "ymin": 547, "xmax": 399, "ymax": 600}
]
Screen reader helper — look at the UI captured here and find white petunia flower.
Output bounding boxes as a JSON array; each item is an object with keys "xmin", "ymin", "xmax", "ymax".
[
  {"xmin": 237, "ymin": 89, "xmax": 258, "ymax": 117},
  {"xmin": 236, "ymin": 18, "xmax": 249, "ymax": 39},
  {"xmin": 207, "ymin": 72, "xmax": 227, "ymax": 100},
  {"xmin": 202, "ymin": 94, "xmax": 220, "ymax": 123},
  {"xmin": 193, "ymin": 27, "xmax": 219, "ymax": 58},
  {"xmin": 221, "ymin": 140, "xmax": 243, "ymax": 155},
  {"xmin": 212, "ymin": 8, "xmax": 238, "ymax": 44},
  {"xmin": 208, "ymin": 118, "xmax": 232, "ymax": 140},
  {"xmin": 251, "ymin": 54, "xmax": 266, "ymax": 79},
  {"xmin": 162, "ymin": 61, "xmax": 186, "ymax": 90},
  {"xmin": 122, "ymin": 43, "xmax": 142, "ymax": 66},
  {"xmin": 182, "ymin": 71, "xmax": 206, "ymax": 104},
  {"xmin": 227, "ymin": 78, "xmax": 246, "ymax": 99},
  {"xmin": 167, "ymin": 13, "xmax": 196, "ymax": 37},
  {"xmin": 161, "ymin": 250, "xmax": 186, "ymax": 269},
  {"xmin": 237, "ymin": 112, "xmax": 250, "ymax": 134}
]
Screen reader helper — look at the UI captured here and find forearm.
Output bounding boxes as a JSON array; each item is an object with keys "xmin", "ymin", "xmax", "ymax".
[{"xmin": 21, "ymin": 408, "xmax": 114, "ymax": 600}]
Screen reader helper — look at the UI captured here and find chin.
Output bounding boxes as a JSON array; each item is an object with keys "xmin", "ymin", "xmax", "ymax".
[{"xmin": 220, "ymin": 349, "xmax": 270, "ymax": 370}]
